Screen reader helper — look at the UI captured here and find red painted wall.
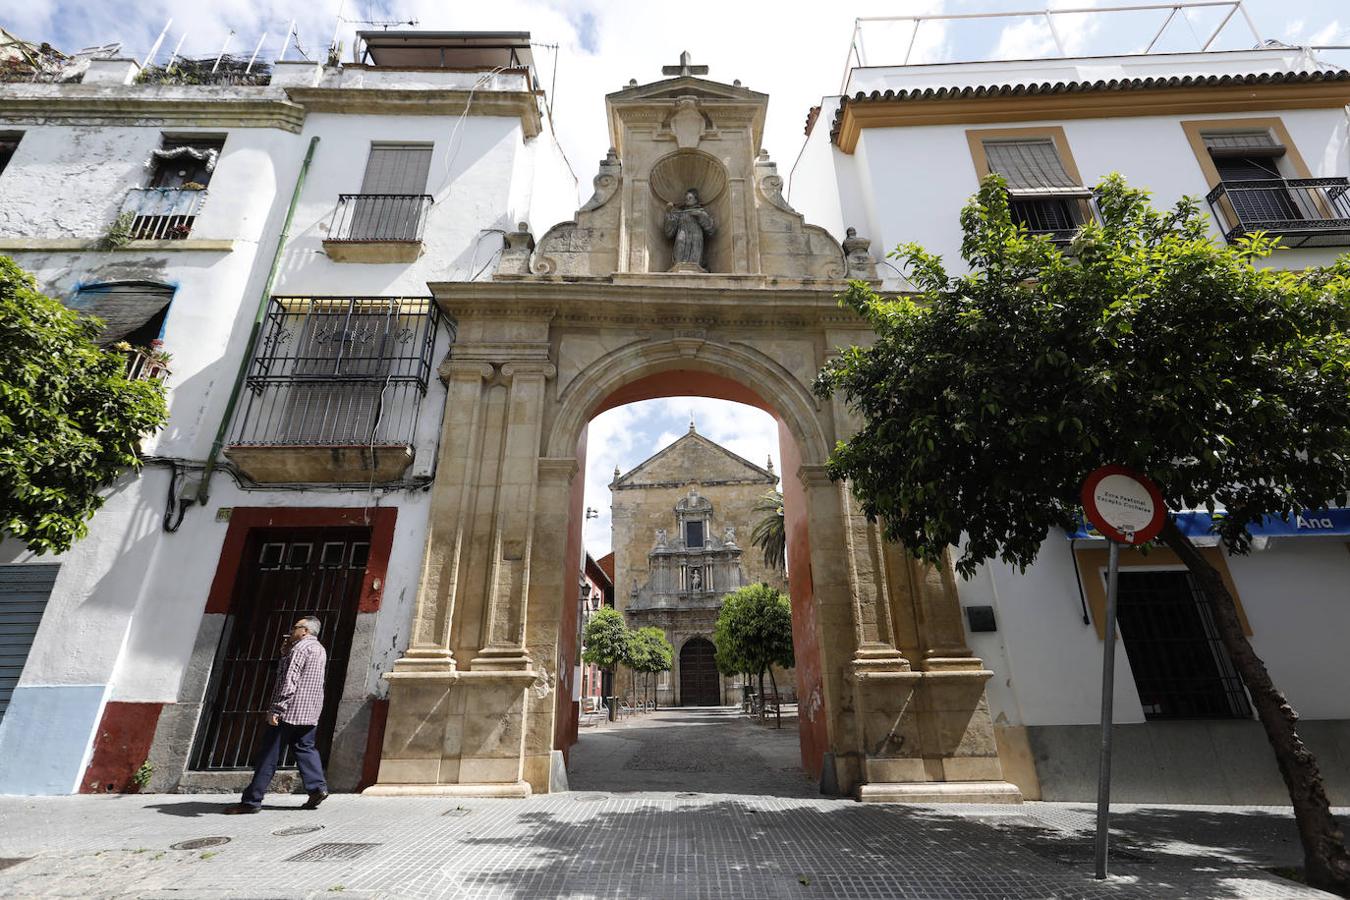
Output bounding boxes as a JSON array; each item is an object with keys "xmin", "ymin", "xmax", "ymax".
[
  {"xmin": 553, "ymin": 427, "xmax": 590, "ymax": 761},
  {"xmin": 357, "ymin": 698, "xmax": 390, "ymax": 792},
  {"xmin": 80, "ymin": 702, "xmax": 164, "ymax": 793},
  {"xmin": 779, "ymin": 418, "xmax": 827, "ymax": 781}
]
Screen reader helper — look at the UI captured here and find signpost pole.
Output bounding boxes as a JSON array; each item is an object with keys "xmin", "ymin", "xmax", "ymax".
[{"xmin": 1094, "ymin": 538, "xmax": 1122, "ymax": 879}]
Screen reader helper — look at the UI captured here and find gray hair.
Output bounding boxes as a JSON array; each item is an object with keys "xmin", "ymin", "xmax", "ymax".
[{"xmin": 299, "ymin": 616, "xmax": 322, "ymax": 637}]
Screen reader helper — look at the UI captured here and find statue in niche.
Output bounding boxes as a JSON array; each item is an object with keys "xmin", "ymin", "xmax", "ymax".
[
  {"xmin": 655, "ymin": 528, "xmax": 668, "ymax": 548},
  {"xmin": 688, "ymin": 567, "xmax": 702, "ymax": 591},
  {"xmin": 664, "ymin": 188, "xmax": 716, "ymax": 272}
]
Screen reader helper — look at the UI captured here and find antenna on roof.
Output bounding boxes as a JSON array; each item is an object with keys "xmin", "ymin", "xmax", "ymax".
[{"xmin": 351, "ymin": 18, "xmax": 419, "ymax": 30}]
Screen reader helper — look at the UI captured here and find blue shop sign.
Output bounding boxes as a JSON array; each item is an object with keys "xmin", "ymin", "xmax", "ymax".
[{"xmin": 1068, "ymin": 508, "xmax": 1350, "ymax": 541}]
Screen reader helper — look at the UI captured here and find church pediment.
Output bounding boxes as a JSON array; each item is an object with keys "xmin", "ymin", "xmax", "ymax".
[
  {"xmin": 607, "ymin": 75, "xmax": 767, "ymax": 106},
  {"xmin": 614, "ymin": 429, "xmax": 776, "ymax": 490}
]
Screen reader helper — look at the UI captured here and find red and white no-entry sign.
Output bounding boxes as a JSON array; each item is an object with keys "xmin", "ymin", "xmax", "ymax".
[{"xmin": 1080, "ymin": 465, "xmax": 1165, "ymax": 545}]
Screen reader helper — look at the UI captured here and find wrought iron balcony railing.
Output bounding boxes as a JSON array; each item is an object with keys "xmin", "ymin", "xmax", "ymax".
[
  {"xmin": 119, "ymin": 187, "xmax": 208, "ymax": 240},
  {"xmin": 229, "ymin": 296, "xmax": 442, "ymax": 450},
  {"xmin": 327, "ymin": 193, "xmax": 432, "ymax": 243},
  {"xmin": 120, "ymin": 345, "xmax": 171, "ymax": 382},
  {"xmin": 1010, "ymin": 193, "xmax": 1099, "ymax": 245},
  {"xmin": 1206, "ymin": 177, "xmax": 1350, "ymax": 248}
]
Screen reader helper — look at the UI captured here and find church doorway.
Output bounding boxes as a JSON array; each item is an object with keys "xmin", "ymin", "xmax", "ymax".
[{"xmin": 679, "ymin": 637, "xmax": 720, "ymax": 706}]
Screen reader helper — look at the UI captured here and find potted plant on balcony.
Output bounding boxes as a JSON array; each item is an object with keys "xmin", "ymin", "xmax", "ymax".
[{"xmin": 180, "ymin": 181, "xmax": 206, "ymax": 191}]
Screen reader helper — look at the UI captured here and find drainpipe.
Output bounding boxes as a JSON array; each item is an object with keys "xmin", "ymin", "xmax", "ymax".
[{"xmin": 196, "ymin": 135, "xmax": 320, "ymax": 505}]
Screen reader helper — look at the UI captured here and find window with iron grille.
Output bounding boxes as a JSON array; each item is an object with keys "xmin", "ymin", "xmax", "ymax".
[
  {"xmin": 983, "ymin": 138, "xmax": 1093, "ymax": 241},
  {"xmin": 119, "ymin": 135, "xmax": 224, "ymax": 240},
  {"xmin": 1114, "ymin": 570, "xmax": 1252, "ymax": 720},
  {"xmin": 230, "ymin": 297, "xmax": 443, "ymax": 449}
]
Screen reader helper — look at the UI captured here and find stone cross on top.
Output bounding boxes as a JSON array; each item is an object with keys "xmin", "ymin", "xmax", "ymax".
[{"xmin": 662, "ymin": 50, "xmax": 708, "ymax": 78}]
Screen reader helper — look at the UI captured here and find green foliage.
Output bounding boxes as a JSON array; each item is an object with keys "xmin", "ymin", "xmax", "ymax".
[
  {"xmin": 627, "ymin": 626, "xmax": 673, "ymax": 675},
  {"xmin": 580, "ymin": 606, "xmax": 631, "ymax": 671},
  {"xmin": 101, "ymin": 212, "xmax": 136, "ymax": 250},
  {"xmin": 713, "ymin": 582, "xmax": 794, "ymax": 678},
  {"xmin": 0, "ymin": 257, "xmax": 168, "ymax": 554},
  {"xmin": 815, "ymin": 174, "xmax": 1350, "ymax": 577},
  {"xmin": 131, "ymin": 760, "xmax": 153, "ymax": 788},
  {"xmin": 749, "ymin": 490, "xmax": 786, "ymax": 573}
]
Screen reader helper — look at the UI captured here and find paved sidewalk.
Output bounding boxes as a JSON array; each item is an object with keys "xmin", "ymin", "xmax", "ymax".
[{"xmin": 0, "ymin": 708, "xmax": 1343, "ymax": 898}]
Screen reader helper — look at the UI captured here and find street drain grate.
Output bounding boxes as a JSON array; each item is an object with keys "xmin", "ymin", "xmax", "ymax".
[
  {"xmin": 573, "ymin": 793, "xmax": 609, "ymax": 802},
  {"xmin": 1021, "ymin": 839, "xmax": 1153, "ymax": 865},
  {"xmin": 442, "ymin": 807, "xmax": 473, "ymax": 817},
  {"xmin": 171, "ymin": 837, "xmax": 231, "ymax": 851},
  {"xmin": 0, "ymin": 859, "xmax": 30, "ymax": 872},
  {"xmin": 286, "ymin": 842, "xmax": 381, "ymax": 862},
  {"xmin": 273, "ymin": 825, "xmax": 325, "ymax": 836}
]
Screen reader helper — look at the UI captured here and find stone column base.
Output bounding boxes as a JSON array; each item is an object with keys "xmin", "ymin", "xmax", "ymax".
[{"xmin": 856, "ymin": 781, "xmax": 1023, "ymax": 804}]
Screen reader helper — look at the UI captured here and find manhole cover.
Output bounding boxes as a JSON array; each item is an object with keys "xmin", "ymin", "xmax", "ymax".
[
  {"xmin": 272, "ymin": 825, "xmax": 325, "ymax": 836},
  {"xmin": 0, "ymin": 859, "xmax": 30, "ymax": 872},
  {"xmin": 170, "ymin": 837, "xmax": 231, "ymax": 851},
  {"xmin": 442, "ymin": 807, "xmax": 472, "ymax": 817},
  {"xmin": 573, "ymin": 793, "xmax": 609, "ymax": 802},
  {"xmin": 286, "ymin": 842, "xmax": 380, "ymax": 862}
]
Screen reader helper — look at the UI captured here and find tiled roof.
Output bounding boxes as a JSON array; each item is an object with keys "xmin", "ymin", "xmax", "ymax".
[{"xmin": 830, "ymin": 68, "xmax": 1350, "ymax": 143}]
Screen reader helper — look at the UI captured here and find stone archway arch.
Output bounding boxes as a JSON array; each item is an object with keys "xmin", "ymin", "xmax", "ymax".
[{"xmin": 545, "ymin": 335, "xmax": 830, "ymax": 469}]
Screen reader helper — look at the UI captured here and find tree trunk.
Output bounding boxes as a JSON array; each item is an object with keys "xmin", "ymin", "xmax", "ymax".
[
  {"xmin": 603, "ymin": 668, "xmax": 615, "ymax": 721},
  {"xmin": 1159, "ymin": 516, "xmax": 1350, "ymax": 896},
  {"xmin": 757, "ymin": 669, "xmax": 766, "ymax": 722},
  {"xmin": 767, "ymin": 667, "xmax": 781, "ymax": 729}
]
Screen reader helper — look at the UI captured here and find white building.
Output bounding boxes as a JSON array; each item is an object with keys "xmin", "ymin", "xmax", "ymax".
[
  {"xmin": 791, "ymin": 21, "xmax": 1350, "ymax": 802},
  {"xmin": 0, "ymin": 31, "xmax": 575, "ymax": 795}
]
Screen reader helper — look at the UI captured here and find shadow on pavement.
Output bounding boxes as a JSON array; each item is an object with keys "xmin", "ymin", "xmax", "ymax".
[
  {"xmin": 142, "ymin": 800, "xmax": 313, "ymax": 817},
  {"xmin": 444, "ymin": 800, "xmax": 1321, "ymax": 899}
]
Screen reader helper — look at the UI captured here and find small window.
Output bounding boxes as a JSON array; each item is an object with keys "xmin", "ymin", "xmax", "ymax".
[
  {"xmin": 284, "ymin": 543, "xmax": 313, "ymax": 569},
  {"xmin": 685, "ymin": 520, "xmax": 704, "ymax": 548},
  {"xmin": 1203, "ymin": 132, "xmax": 1299, "ymax": 224},
  {"xmin": 258, "ymin": 543, "xmax": 285, "ymax": 570},
  {"xmin": 1115, "ymin": 570, "xmax": 1252, "ymax": 720},
  {"xmin": 983, "ymin": 138, "xmax": 1091, "ymax": 240},
  {"xmin": 68, "ymin": 282, "xmax": 174, "ymax": 347},
  {"xmin": 320, "ymin": 542, "xmax": 346, "ymax": 569},
  {"xmin": 0, "ymin": 134, "xmax": 21, "ymax": 176},
  {"xmin": 349, "ymin": 542, "xmax": 370, "ymax": 570},
  {"xmin": 148, "ymin": 136, "xmax": 224, "ymax": 189}
]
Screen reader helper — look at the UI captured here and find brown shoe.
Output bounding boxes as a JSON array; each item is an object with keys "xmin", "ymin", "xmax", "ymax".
[
  {"xmin": 223, "ymin": 803, "xmax": 260, "ymax": 815},
  {"xmin": 301, "ymin": 790, "xmax": 328, "ymax": 810}
]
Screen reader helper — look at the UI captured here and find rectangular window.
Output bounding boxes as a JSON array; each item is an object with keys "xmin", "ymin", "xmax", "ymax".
[
  {"xmin": 982, "ymin": 138, "xmax": 1092, "ymax": 241},
  {"xmin": 0, "ymin": 564, "xmax": 59, "ymax": 726},
  {"xmin": 1115, "ymin": 570, "xmax": 1252, "ymax": 720},
  {"xmin": 148, "ymin": 136, "xmax": 225, "ymax": 189},
  {"xmin": 346, "ymin": 143, "xmax": 434, "ymax": 241},
  {"xmin": 685, "ymin": 520, "xmax": 704, "ymax": 548},
  {"xmin": 1203, "ymin": 131, "xmax": 1301, "ymax": 224},
  {"xmin": 0, "ymin": 133, "xmax": 21, "ymax": 176}
]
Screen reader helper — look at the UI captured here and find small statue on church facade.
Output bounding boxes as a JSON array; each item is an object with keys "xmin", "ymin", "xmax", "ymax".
[{"xmin": 664, "ymin": 188, "xmax": 716, "ymax": 272}]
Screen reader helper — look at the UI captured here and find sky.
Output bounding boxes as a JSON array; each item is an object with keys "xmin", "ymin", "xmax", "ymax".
[{"xmin": 9, "ymin": 0, "xmax": 1349, "ymax": 556}]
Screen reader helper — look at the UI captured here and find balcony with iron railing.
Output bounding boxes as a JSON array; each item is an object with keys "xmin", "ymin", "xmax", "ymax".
[
  {"xmin": 116, "ymin": 187, "xmax": 209, "ymax": 241},
  {"xmin": 118, "ymin": 342, "xmax": 172, "ymax": 382},
  {"xmin": 322, "ymin": 193, "xmax": 433, "ymax": 263},
  {"xmin": 1009, "ymin": 193, "xmax": 1100, "ymax": 245},
  {"xmin": 1206, "ymin": 178, "xmax": 1350, "ymax": 247},
  {"xmin": 224, "ymin": 296, "xmax": 444, "ymax": 484}
]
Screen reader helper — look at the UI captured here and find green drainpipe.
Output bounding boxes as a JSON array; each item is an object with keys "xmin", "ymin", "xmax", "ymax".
[{"xmin": 196, "ymin": 135, "xmax": 320, "ymax": 505}]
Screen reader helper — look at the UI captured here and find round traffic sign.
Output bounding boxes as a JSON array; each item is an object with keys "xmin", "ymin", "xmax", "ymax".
[{"xmin": 1080, "ymin": 465, "xmax": 1166, "ymax": 545}]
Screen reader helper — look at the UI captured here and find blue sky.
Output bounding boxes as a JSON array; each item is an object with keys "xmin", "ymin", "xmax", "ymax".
[{"xmin": 9, "ymin": 0, "xmax": 1348, "ymax": 555}]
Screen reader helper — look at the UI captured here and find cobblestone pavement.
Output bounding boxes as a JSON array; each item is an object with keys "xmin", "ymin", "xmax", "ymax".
[{"xmin": 0, "ymin": 707, "xmax": 1343, "ymax": 899}]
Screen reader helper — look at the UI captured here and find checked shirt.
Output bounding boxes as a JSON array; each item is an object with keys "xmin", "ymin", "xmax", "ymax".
[{"xmin": 269, "ymin": 634, "xmax": 328, "ymax": 726}]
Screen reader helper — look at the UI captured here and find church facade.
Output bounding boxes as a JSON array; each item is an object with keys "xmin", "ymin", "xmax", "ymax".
[{"xmin": 611, "ymin": 424, "xmax": 792, "ymax": 707}]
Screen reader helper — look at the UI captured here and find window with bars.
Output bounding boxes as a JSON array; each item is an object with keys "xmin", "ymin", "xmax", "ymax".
[
  {"xmin": 982, "ymin": 138, "xmax": 1093, "ymax": 242},
  {"xmin": 229, "ymin": 296, "xmax": 443, "ymax": 449},
  {"xmin": 1114, "ymin": 569, "xmax": 1252, "ymax": 721}
]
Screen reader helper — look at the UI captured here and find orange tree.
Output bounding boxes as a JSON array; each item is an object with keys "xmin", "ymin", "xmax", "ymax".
[{"xmin": 814, "ymin": 175, "xmax": 1350, "ymax": 895}]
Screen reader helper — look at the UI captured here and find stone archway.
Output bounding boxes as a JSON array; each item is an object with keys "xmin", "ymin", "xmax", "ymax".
[
  {"xmin": 366, "ymin": 61, "xmax": 1020, "ymax": 804},
  {"xmin": 679, "ymin": 637, "xmax": 720, "ymax": 707}
]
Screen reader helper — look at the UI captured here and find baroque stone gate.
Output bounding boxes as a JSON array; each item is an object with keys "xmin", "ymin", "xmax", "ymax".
[{"xmin": 368, "ymin": 59, "xmax": 1021, "ymax": 803}]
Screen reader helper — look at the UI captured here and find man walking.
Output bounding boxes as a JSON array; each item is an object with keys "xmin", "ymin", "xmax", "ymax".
[{"xmin": 225, "ymin": 616, "xmax": 329, "ymax": 813}]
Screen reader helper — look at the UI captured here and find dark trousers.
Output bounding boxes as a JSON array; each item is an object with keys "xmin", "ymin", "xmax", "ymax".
[{"xmin": 241, "ymin": 721, "xmax": 327, "ymax": 807}]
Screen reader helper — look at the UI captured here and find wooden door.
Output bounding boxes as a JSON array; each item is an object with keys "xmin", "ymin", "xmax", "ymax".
[
  {"xmin": 679, "ymin": 637, "xmax": 720, "ymax": 707},
  {"xmin": 191, "ymin": 528, "xmax": 367, "ymax": 770}
]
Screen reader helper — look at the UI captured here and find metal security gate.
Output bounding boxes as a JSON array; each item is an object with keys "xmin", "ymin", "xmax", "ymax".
[
  {"xmin": 0, "ymin": 564, "xmax": 59, "ymax": 725},
  {"xmin": 680, "ymin": 637, "xmax": 721, "ymax": 706},
  {"xmin": 191, "ymin": 529, "xmax": 367, "ymax": 770},
  {"xmin": 1116, "ymin": 570, "xmax": 1252, "ymax": 720}
]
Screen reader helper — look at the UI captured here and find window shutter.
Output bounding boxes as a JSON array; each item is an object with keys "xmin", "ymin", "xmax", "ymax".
[
  {"xmin": 983, "ymin": 139, "xmax": 1089, "ymax": 197},
  {"xmin": 360, "ymin": 144, "xmax": 432, "ymax": 195},
  {"xmin": 0, "ymin": 564, "xmax": 59, "ymax": 724},
  {"xmin": 1202, "ymin": 131, "xmax": 1285, "ymax": 159},
  {"xmin": 68, "ymin": 282, "xmax": 175, "ymax": 345}
]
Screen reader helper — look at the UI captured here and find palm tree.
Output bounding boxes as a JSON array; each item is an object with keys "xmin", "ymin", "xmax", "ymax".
[{"xmin": 750, "ymin": 490, "xmax": 786, "ymax": 574}]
